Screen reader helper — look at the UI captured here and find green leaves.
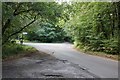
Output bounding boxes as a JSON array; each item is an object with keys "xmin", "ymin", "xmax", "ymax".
[
  {"xmin": 2, "ymin": 2, "xmax": 65, "ymax": 44},
  {"xmin": 2, "ymin": 2, "xmax": 119, "ymax": 54},
  {"xmin": 26, "ymin": 22, "xmax": 67, "ymax": 43},
  {"xmin": 64, "ymin": 2, "xmax": 119, "ymax": 54}
]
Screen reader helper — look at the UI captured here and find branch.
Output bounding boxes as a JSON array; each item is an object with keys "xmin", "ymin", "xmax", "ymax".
[
  {"xmin": 2, "ymin": 3, "xmax": 23, "ymax": 35},
  {"xmin": 14, "ymin": 9, "xmax": 32, "ymax": 16},
  {"xmin": 13, "ymin": 3, "xmax": 23, "ymax": 16},
  {"xmin": 2, "ymin": 19, "xmax": 11, "ymax": 35},
  {"xmin": 2, "ymin": 3, "xmax": 32, "ymax": 35},
  {"xmin": 2, "ymin": 16, "xmax": 37, "ymax": 45}
]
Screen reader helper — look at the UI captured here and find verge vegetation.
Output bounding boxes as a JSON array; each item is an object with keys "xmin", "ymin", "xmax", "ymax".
[
  {"xmin": 2, "ymin": 2, "xmax": 120, "ymax": 60},
  {"xmin": 2, "ymin": 43, "xmax": 36, "ymax": 61}
]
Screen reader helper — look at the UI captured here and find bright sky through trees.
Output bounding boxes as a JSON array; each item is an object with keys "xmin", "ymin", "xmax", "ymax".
[{"xmin": 55, "ymin": 0, "xmax": 71, "ymax": 5}]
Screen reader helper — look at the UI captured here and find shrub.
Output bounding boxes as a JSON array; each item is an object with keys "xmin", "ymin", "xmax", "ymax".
[{"xmin": 2, "ymin": 43, "xmax": 36, "ymax": 59}]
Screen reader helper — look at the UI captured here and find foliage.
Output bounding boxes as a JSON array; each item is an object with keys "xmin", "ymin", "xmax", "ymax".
[
  {"xmin": 63, "ymin": 2, "xmax": 119, "ymax": 55},
  {"xmin": 2, "ymin": 43, "xmax": 36, "ymax": 59},
  {"xmin": 2, "ymin": 2, "xmax": 64, "ymax": 44},
  {"xmin": 26, "ymin": 22, "xmax": 71, "ymax": 43},
  {"xmin": 2, "ymin": 2, "xmax": 119, "ymax": 57}
]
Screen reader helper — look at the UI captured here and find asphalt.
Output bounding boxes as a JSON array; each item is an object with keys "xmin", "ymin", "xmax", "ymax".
[
  {"xmin": 23, "ymin": 42, "xmax": 118, "ymax": 78},
  {"xmin": 2, "ymin": 49, "xmax": 98, "ymax": 78}
]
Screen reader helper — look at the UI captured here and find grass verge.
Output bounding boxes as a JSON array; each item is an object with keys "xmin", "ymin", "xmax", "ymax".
[
  {"xmin": 2, "ymin": 43, "xmax": 37, "ymax": 61},
  {"xmin": 75, "ymin": 46, "xmax": 118, "ymax": 61}
]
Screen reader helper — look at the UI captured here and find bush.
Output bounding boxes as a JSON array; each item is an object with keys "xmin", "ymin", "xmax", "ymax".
[
  {"xmin": 102, "ymin": 39, "xmax": 118, "ymax": 54},
  {"xmin": 74, "ymin": 34, "xmax": 118, "ymax": 55},
  {"xmin": 2, "ymin": 43, "xmax": 36, "ymax": 59}
]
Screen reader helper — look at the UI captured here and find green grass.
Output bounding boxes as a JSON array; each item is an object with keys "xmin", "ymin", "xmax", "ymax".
[{"xmin": 2, "ymin": 43, "xmax": 37, "ymax": 60}]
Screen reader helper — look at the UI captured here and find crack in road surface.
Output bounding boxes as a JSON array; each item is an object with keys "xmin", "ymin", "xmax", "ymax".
[
  {"xmin": 22, "ymin": 43, "xmax": 118, "ymax": 78},
  {"xmin": 2, "ymin": 52, "xmax": 99, "ymax": 78}
]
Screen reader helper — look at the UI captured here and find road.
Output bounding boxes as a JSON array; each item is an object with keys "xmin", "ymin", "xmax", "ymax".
[{"xmin": 24, "ymin": 42, "xmax": 118, "ymax": 78}]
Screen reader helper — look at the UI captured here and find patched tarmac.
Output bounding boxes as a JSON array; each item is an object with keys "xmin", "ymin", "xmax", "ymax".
[{"xmin": 2, "ymin": 52, "xmax": 99, "ymax": 78}]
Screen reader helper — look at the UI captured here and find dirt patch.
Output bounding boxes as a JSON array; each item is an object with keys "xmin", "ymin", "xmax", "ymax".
[{"xmin": 2, "ymin": 50, "xmax": 50, "ymax": 62}]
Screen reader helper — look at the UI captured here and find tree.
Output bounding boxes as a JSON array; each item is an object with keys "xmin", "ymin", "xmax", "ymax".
[
  {"xmin": 26, "ymin": 22, "xmax": 67, "ymax": 43},
  {"xmin": 63, "ymin": 2, "xmax": 119, "ymax": 54},
  {"xmin": 2, "ymin": 2, "xmax": 64, "ymax": 44}
]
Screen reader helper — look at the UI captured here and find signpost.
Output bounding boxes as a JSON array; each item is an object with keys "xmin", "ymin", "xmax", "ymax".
[{"xmin": 20, "ymin": 32, "xmax": 28, "ymax": 45}]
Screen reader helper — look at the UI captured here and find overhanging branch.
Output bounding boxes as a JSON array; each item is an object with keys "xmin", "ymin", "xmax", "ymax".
[
  {"xmin": 2, "ymin": 3, "xmax": 22, "ymax": 35},
  {"xmin": 2, "ymin": 16, "xmax": 37, "ymax": 45},
  {"xmin": 2, "ymin": 3, "xmax": 32, "ymax": 35},
  {"xmin": 14, "ymin": 9, "xmax": 32, "ymax": 16}
]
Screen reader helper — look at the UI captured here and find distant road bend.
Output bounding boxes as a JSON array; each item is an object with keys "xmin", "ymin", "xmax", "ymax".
[{"xmin": 24, "ymin": 42, "xmax": 118, "ymax": 78}]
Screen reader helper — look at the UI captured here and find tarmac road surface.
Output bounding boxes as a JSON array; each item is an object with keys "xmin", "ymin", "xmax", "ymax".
[{"xmin": 24, "ymin": 42, "xmax": 118, "ymax": 78}]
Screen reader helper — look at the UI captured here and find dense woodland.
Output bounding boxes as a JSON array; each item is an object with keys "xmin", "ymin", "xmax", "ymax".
[
  {"xmin": 64, "ymin": 2, "xmax": 120, "ymax": 54},
  {"xmin": 2, "ymin": 2, "xmax": 120, "ymax": 58}
]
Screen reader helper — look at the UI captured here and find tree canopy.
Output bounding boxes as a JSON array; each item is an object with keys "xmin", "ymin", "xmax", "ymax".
[
  {"xmin": 2, "ymin": 2, "xmax": 65, "ymax": 44},
  {"xmin": 63, "ymin": 2, "xmax": 120, "ymax": 54},
  {"xmin": 2, "ymin": 2, "xmax": 120, "ymax": 55}
]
